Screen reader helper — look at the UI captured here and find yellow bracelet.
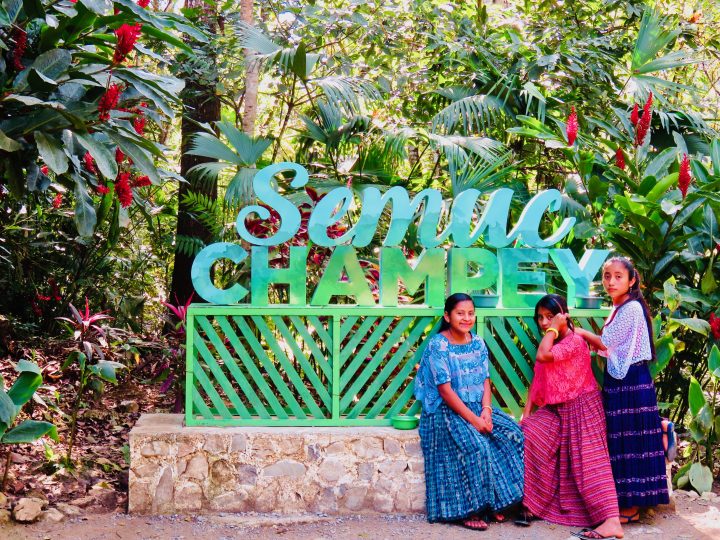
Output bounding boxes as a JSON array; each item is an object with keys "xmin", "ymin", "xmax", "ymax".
[{"xmin": 545, "ymin": 327, "xmax": 559, "ymax": 339}]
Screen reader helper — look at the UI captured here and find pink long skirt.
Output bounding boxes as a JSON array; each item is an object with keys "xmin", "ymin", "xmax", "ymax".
[{"xmin": 521, "ymin": 389, "xmax": 619, "ymax": 527}]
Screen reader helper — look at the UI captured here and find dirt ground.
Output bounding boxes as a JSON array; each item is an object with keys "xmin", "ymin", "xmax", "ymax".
[{"xmin": 2, "ymin": 491, "xmax": 719, "ymax": 540}]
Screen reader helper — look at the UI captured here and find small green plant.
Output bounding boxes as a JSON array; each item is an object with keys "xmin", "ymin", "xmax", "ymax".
[
  {"xmin": 1, "ymin": 360, "xmax": 58, "ymax": 492},
  {"xmin": 673, "ymin": 344, "xmax": 720, "ymax": 494},
  {"xmin": 58, "ymin": 300, "xmax": 125, "ymax": 466}
]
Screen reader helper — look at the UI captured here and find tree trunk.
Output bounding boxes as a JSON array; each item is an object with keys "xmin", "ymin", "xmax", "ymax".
[
  {"xmin": 168, "ymin": 1, "xmax": 221, "ymax": 309},
  {"xmin": 240, "ymin": 0, "xmax": 259, "ymax": 135}
]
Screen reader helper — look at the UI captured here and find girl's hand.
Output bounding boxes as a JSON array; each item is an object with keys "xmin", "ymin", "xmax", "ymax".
[
  {"xmin": 481, "ymin": 407, "xmax": 493, "ymax": 431},
  {"xmin": 550, "ymin": 312, "xmax": 568, "ymax": 333},
  {"xmin": 471, "ymin": 415, "xmax": 490, "ymax": 433}
]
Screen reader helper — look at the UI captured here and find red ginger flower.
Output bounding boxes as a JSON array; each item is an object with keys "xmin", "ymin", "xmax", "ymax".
[
  {"xmin": 630, "ymin": 103, "xmax": 639, "ymax": 126},
  {"xmin": 615, "ymin": 148, "xmax": 626, "ymax": 170},
  {"xmin": 52, "ymin": 193, "xmax": 63, "ymax": 208},
  {"xmin": 566, "ymin": 106, "xmax": 578, "ymax": 146},
  {"xmin": 710, "ymin": 313, "xmax": 720, "ymax": 340},
  {"xmin": 12, "ymin": 28, "xmax": 27, "ymax": 71},
  {"xmin": 115, "ymin": 172, "xmax": 133, "ymax": 207},
  {"xmin": 138, "ymin": 0, "xmax": 150, "ymax": 7},
  {"xmin": 83, "ymin": 151, "xmax": 97, "ymax": 174},
  {"xmin": 41, "ymin": 165, "xmax": 49, "ymax": 175},
  {"xmin": 634, "ymin": 92, "xmax": 653, "ymax": 147},
  {"xmin": 98, "ymin": 84, "xmax": 122, "ymax": 121},
  {"xmin": 679, "ymin": 153, "xmax": 692, "ymax": 199},
  {"xmin": 133, "ymin": 175, "xmax": 151, "ymax": 188},
  {"xmin": 97, "ymin": 184, "xmax": 110, "ymax": 195},
  {"xmin": 133, "ymin": 115, "xmax": 146, "ymax": 135},
  {"xmin": 113, "ymin": 23, "xmax": 142, "ymax": 64},
  {"xmin": 115, "ymin": 147, "xmax": 125, "ymax": 164}
]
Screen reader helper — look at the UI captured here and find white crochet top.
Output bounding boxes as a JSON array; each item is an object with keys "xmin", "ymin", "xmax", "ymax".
[{"xmin": 600, "ymin": 300, "xmax": 653, "ymax": 380}]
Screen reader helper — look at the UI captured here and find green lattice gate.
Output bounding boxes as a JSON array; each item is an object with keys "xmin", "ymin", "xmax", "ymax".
[{"xmin": 185, "ymin": 305, "xmax": 608, "ymax": 426}]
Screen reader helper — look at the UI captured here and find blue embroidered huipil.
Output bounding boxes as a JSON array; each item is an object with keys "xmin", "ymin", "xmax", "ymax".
[{"xmin": 414, "ymin": 333, "xmax": 489, "ymax": 414}]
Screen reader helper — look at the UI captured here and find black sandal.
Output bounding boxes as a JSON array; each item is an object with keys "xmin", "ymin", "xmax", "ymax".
[{"xmin": 514, "ymin": 508, "xmax": 536, "ymax": 527}]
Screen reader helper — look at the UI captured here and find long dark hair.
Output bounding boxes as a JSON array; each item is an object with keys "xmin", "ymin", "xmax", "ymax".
[
  {"xmin": 438, "ymin": 293, "xmax": 474, "ymax": 333},
  {"xmin": 533, "ymin": 294, "xmax": 575, "ymax": 333},
  {"xmin": 603, "ymin": 256, "xmax": 656, "ymax": 360}
]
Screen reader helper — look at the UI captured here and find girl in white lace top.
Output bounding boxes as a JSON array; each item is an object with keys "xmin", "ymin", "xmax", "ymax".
[{"xmin": 575, "ymin": 256, "xmax": 669, "ymax": 524}]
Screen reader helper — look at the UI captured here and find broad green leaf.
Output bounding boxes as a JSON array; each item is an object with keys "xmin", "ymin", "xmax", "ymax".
[
  {"xmin": 644, "ymin": 147, "xmax": 677, "ymax": 180},
  {"xmin": 14, "ymin": 49, "xmax": 71, "ymax": 91},
  {"xmin": 74, "ymin": 132, "xmax": 118, "ymax": 179},
  {"xmin": 688, "ymin": 376, "xmax": 706, "ymax": 417},
  {"xmin": 74, "ymin": 179, "xmax": 97, "ymax": 237},
  {"xmin": 106, "ymin": 132, "xmax": 160, "ymax": 184},
  {"xmin": 701, "ymin": 265, "xmax": 717, "ymax": 295},
  {"xmin": 670, "ymin": 317, "xmax": 710, "ymax": 336},
  {"xmin": 78, "ymin": 0, "xmax": 110, "ymax": 15},
  {"xmin": 708, "ymin": 345, "xmax": 720, "ymax": 378},
  {"xmin": 141, "ymin": 25, "xmax": 193, "ymax": 55},
  {"xmin": 689, "ymin": 462, "xmax": 713, "ymax": 494},
  {"xmin": 7, "ymin": 371, "xmax": 42, "ymax": 408},
  {"xmin": 95, "ymin": 360, "xmax": 125, "ymax": 383},
  {"xmin": 1, "ymin": 420, "xmax": 58, "ymax": 443},
  {"xmin": 649, "ymin": 335, "xmax": 673, "ymax": 377},
  {"xmin": 4, "ymin": 0, "xmax": 22, "ymax": 23},
  {"xmin": 711, "ymin": 139, "xmax": 720, "ymax": 176},
  {"xmin": 34, "ymin": 132, "xmax": 68, "ymax": 174},
  {"xmin": 15, "ymin": 359, "xmax": 42, "ymax": 374},
  {"xmin": 0, "ymin": 391, "xmax": 16, "ymax": 424},
  {"xmin": 672, "ymin": 461, "xmax": 692, "ymax": 484},
  {"xmin": 0, "ymin": 128, "xmax": 21, "ymax": 151},
  {"xmin": 645, "ymin": 173, "xmax": 678, "ymax": 202}
]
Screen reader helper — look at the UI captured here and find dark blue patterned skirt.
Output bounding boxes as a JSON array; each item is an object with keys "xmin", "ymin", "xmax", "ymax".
[
  {"xmin": 603, "ymin": 362, "xmax": 669, "ymax": 508},
  {"xmin": 418, "ymin": 402, "xmax": 524, "ymax": 522}
]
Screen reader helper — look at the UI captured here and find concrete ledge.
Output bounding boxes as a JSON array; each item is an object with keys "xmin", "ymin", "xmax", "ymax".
[{"xmin": 129, "ymin": 414, "xmax": 425, "ymax": 515}]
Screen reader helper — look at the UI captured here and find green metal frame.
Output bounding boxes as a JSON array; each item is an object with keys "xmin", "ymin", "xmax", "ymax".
[{"xmin": 185, "ymin": 304, "xmax": 609, "ymax": 426}]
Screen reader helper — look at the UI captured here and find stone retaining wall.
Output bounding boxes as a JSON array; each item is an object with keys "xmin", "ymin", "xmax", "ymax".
[{"xmin": 129, "ymin": 414, "xmax": 425, "ymax": 515}]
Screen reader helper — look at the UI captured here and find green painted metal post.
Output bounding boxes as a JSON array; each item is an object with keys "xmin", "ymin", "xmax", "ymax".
[
  {"xmin": 332, "ymin": 315, "xmax": 341, "ymax": 421},
  {"xmin": 185, "ymin": 311, "xmax": 195, "ymax": 425}
]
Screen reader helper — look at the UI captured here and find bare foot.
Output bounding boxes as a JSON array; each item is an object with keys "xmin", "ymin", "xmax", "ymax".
[{"xmin": 593, "ymin": 516, "xmax": 624, "ymax": 538}]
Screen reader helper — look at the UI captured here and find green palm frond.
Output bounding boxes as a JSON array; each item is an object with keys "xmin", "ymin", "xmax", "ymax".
[
  {"xmin": 628, "ymin": 9, "xmax": 697, "ymax": 97},
  {"xmin": 450, "ymin": 151, "xmax": 516, "ymax": 196},
  {"xmin": 215, "ymin": 121, "xmax": 272, "ymax": 165},
  {"xmin": 187, "ymin": 133, "xmax": 243, "ymax": 164},
  {"xmin": 431, "ymin": 94, "xmax": 509, "ymax": 135},
  {"xmin": 427, "ymin": 133, "xmax": 506, "ymax": 183},
  {"xmin": 311, "ymin": 76, "xmax": 381, "ymax": 116},
  {"xmin": 233, "ymin": 21, "xmax": 319, "ymax": 79},
  {"xmin": 225, "ymin": 167, "xmax": 257, "ymax": 207}
]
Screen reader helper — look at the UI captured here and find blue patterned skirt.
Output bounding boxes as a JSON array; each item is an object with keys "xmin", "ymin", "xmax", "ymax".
[
  {"xmin": 603, "ymin": 363, "xmax": 669, "ymax": 508},
  {"xmin": 418, "ymin": 402, "xmax": 524, "ymax": 522}
]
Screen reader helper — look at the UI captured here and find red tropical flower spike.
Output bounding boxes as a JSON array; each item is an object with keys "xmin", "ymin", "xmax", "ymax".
[
  {"xmin": 678, "ymin": 153, "xmax": 692, "ymax": 199},
  {"xmin": 566, "ymin": 106, "xmax": 578, "ymax": 146},
  {"xmin": 615, "ymin": 148, "xmax": 626, "ymax": 170}
]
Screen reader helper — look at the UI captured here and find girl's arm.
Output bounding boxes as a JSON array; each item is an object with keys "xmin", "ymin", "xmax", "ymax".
[
  {"xmin": 536, "ymin": 313, "xmax": 568, "ymax": 363},
  {"xmin": 438, "ymin": 383, "xmax": 489, "ymax": 433},
  {"xmin": 574, "ymin": 327, "xmax": 607, "ymax": 352},
  {"xmin": 480, "ymin": 378, "xmax": 493, "ymax": 431}
]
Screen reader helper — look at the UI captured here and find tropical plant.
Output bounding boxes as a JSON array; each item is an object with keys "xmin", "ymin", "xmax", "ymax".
[
  {"xmin": 57, "ymin": 300, "xmax": 125, "ymax": 465},
  {"xmin": 672, "ymin": 344, "xmax": 720, "ymax": 494},
  {"xmin": 1, "ymin": 359, "xmax": 58, "ymax": 491}
]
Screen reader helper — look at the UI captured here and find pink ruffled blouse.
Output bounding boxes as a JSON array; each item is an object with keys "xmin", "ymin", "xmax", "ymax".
[{"xmin": 528, "ymin": 331, "xmax": 599, "ymax": 407}]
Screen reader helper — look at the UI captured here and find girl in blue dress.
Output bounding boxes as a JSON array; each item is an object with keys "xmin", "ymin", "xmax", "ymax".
[{"xmin": 414, "ymin": 293, "xmax": 524, "ymax": 530}]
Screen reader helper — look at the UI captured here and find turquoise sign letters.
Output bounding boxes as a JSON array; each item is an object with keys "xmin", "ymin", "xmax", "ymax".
[{"xmin": 191, "ymin": 162, "xmax": 608, "ymax": 308}]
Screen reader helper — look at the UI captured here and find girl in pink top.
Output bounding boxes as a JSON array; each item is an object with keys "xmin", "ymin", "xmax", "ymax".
[{"xmin": 519, "ymin": 295, "xmax": 622, "ymax": 540}]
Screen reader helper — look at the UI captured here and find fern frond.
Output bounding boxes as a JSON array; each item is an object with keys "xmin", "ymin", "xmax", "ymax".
[
  {"xmin": 180, "ymin": 191, "xmax": 224, "ymax": 237},
  {"xmin": 175, "ymin": 235, "xmax": 206, "ymax": 257}
]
